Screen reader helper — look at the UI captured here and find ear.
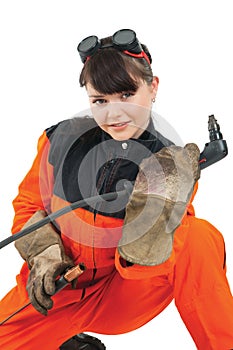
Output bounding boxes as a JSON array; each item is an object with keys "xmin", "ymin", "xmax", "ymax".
[{"xmin": 151, "ymin": 76, "xmax": 159, "ymax": 98}]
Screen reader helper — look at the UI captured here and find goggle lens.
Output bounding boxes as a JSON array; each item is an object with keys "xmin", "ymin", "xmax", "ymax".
[
  {"xmin": 78, "ymin": 35, "xmax": 100, "ymax": 63},
  {"xmin": 77, "ymin": 29, "xmax": 151, "ymax": 64},
  {"xmin": 113, "ymin": 29, "xmax": 136, "ymax": 47}
]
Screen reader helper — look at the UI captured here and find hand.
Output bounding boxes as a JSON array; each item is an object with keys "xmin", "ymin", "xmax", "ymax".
[
  {"xmin": 118, "ymin": 143, "xmax": 200, "ymax": 266},
  {"xmin": 14, "ymin": 210, "xmax": 75, "ymax": 315},
  {"xmin": 26, "ymin": 244, "xmax": 74, "ymax": 315}
]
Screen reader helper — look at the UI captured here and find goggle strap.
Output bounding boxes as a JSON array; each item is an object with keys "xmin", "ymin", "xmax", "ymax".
[
  {"xmin": 84, "ymin": 50, "xmax": 151, "ymax": 65},
  {"xmin": 123, "ymin": 50, "xmax": 151, "ymax": 65}
]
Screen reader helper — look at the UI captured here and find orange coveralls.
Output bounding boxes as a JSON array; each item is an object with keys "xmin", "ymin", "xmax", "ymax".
[{"xmin": 0, "ymin": 118, "xmax": 233, "ymax": 349}]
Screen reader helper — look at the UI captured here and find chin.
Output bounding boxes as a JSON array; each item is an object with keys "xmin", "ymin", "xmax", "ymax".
[
  {"xmin": 109, "ymin": 127, "xmax": 141, "ymax": 141},
  {"xmin": 109, "ymin": 132, "xmax": 133, "ymax": 141}
]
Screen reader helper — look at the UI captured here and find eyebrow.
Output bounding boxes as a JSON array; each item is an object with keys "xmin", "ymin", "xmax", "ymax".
[{"xmin": 88, "ymin": 94, "xmax": 105, "ymax": 98}]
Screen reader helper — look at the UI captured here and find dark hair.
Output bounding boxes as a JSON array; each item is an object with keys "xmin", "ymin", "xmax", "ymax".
[{"xmin": 79, "ymin": 36, "xmax": 153, "ymax": 95}]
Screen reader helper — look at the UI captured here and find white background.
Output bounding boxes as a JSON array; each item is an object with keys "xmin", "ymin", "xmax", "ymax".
[{"xmin": 0, "ymin": 1, "xmax": 232, "ymax": 349}]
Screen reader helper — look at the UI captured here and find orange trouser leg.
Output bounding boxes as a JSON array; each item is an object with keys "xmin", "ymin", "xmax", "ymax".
[
  {"xmin": 0, "ymin": 285, "xmax": 86, "ymax": 350},
  {"xmin": 1, "ymin": 216, "xmax": 233, "ymax": 349},
  {"xmin": 0, "ymin": 269, "xmax": 173, "ymax": 350},
  {"xmin": 173, "ymin": 217, "xmax": 233, "ymax": 349}
]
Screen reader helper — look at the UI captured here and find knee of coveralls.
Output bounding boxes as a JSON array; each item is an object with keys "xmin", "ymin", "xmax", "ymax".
[
  {"xmin": 170, "ymin": 215, "xmax": 233, "ymax": 349},
  {"xmin": 115, "ymin": 248, "xmax": 176, "ymax": 280}
]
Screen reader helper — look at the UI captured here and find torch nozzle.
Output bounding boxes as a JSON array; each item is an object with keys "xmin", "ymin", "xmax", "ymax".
[
  {"xmin": 208, "ymin": 114, "xmax": 223, "ymax": 141},
  {"xmin": 199, "ymin": 114, "xmax": 228, "ymax": 169}
]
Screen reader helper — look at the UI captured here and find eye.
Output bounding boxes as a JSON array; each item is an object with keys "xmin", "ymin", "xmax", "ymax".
[
  {"xmin": 121, "ymin": 92, "xmax": 134, "ymax": 100},
  {"xmin": 92, "ymin": 98, "xmax": 107, "ymax": 105}
]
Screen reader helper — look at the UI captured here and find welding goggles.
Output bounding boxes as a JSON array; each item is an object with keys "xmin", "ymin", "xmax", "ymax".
[{"xmin": 77, "ymin": 29, "xmax": 151, "ymax": 65}]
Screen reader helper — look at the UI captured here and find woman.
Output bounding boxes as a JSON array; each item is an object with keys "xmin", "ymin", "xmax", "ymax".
[{"xmin": 0, "ymin": 29, "xmax": 232, "ymax": 350}]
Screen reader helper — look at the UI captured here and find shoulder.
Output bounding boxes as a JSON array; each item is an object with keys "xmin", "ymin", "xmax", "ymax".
[
  {"xmin": 45, "ymin": 115, "xmax": 97, "ymax": 140},
  {"xmin": 44, "ymin": 116, "xmax": 99, "ymax": 165}
]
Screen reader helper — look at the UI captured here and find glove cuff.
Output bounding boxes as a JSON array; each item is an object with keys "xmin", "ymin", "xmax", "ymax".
[{"xmin": 15, "ymin": 210, "xmax": 64, "ymax": 268}]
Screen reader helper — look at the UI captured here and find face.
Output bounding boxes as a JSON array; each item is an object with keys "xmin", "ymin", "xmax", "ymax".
[{"xmin": 86, "ymin": 77, "xmax": 159, "ymax": 141}]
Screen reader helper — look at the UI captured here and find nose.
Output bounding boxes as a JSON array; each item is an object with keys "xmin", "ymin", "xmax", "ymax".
[{"xmin": 106, "ymin": 101, "xmax": 123, "ymax": 121}]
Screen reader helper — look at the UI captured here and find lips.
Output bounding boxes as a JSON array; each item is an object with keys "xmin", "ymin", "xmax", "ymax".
[{"xmin": 109, "ymin": 121, "xmax": 130, "ymax": 127}]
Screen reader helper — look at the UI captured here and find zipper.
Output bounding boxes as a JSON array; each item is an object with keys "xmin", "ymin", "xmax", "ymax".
[
  {"xmin": 91, "ymin": 159, "xmax": 117, "ymax": 281},
  {"xmin": 97, "ymin": 159, "xmax": 116, "ymax": 195}
]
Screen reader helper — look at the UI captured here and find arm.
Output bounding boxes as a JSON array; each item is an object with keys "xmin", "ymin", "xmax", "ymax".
[
  {"xmin": 12, "ymin": 129, "xmax": 75, "ymax": 315},
  {"xmin": 11, "ymin": 130, "xmax": 54, "ymax": 234}
]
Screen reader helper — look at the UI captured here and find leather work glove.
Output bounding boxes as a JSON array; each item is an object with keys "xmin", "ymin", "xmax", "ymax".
[
  {"xmin": 15, "ymin": 210, "xmax": 74, "ymax": 315},
  {"xmin": 118, "ymin": 143, "xmax": 200, "ymax": 266}
]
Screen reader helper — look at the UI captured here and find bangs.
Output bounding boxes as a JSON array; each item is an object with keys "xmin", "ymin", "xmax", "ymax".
[{"xmin": 79, "ymin": 48, "xmax": 144, "ymax": 94}]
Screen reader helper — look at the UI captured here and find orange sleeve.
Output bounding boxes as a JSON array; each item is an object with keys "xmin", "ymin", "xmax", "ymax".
[{"xmin": 11, "ymin": 131, "xmax": 54, "ymax": 234}]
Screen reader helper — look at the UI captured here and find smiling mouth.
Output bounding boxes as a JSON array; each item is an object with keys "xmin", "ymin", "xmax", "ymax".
[{"xmin": 109, "ymin": 121, "xmax": 130, "ymax": 127}]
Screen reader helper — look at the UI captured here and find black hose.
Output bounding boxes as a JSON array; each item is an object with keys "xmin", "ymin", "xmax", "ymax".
[{"xmin": 0, "ymin": 189, "xmax": 127, "ymax": 249}]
